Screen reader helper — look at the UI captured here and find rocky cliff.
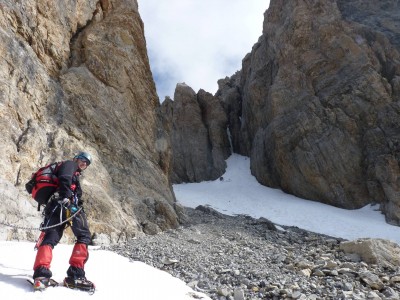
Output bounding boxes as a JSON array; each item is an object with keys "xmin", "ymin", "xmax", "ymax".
[
  {"xmin": 223, "ymin": 0, "xmax": 400, "ymax": 224},
  {"xmin": 160, "ymin": 84, "xmax": 230, "ymax": 183},
  {"xmin": 164, "ymin": 0, "xmax": 400, "ymax": 225},
  {"xmin": 0, "ymin": 0, "xmax": 182, "ymax": 242}
]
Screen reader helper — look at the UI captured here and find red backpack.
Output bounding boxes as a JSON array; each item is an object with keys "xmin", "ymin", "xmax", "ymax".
[{"xmin": 25, "ymin": 162, "xmax": 62, "ymax": 210}]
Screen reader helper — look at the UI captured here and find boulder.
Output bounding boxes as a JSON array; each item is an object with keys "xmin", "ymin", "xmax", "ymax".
[{"xmin": 340, "ymin": 238, "xmax": 400, "ymax": 269}]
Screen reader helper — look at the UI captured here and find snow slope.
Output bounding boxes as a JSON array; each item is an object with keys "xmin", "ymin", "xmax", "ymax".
[
  {"xmin": 0, "ymin": 241, "xmax": 210, "ymax": 299},
  {"xmin": 174, "ymin": 154, "xmax": 400, "ymax": 245}
]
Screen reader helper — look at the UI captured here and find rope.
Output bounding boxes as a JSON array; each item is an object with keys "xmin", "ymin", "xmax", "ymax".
[{"xmin": 0, "ymin": 206, "xmax": 83, "ymax": 231}]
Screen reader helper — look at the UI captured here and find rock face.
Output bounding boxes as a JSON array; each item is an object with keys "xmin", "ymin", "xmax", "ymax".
[
  {"xmin": 160, "ymin": 84, "xmax": 230, "ymax": 183},
  {"xmin": 0, "ymin": 0, "xmax": 181, "ymax": 242},
  {"xmin": 340, "ymin": 238, "xmax": 400, "ymax": 269},
  {"xmin": 215, "ymin": 0, "xmax": 400, "ymax": 224}
]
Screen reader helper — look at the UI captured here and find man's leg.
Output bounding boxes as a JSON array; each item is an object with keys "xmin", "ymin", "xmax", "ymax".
[
  {"xmin": 33, "ymin": 244, "xmax": 53, "ymax": 279},
  {"xmin": 33, "ymin": 203, "xmax": 65, "ymax": 279},
  {"xmin": 67, "ymin": 210, "xmax": 91, "ymax": 279}
]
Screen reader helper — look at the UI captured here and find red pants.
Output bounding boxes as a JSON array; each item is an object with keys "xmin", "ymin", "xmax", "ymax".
[
  {"xmin": 34, "ymin": 243, "xmax": 88, "ymax": 271},
  {"xmin": 33, "ymin": 201, "xmax": 91, "ymax": 278}
]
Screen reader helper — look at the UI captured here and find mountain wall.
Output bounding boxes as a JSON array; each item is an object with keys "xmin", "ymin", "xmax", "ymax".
[
  {"xmin": 159, "ymin": 84, "xmax": 230, "ymax": 183},
  {"xmin": 222, "ymin": 0, "xmax": 400, "ymax": 224},
  {"xmin": 163, "ymin": 0, "xmax": 400, "ymax": 225},
  {"xmin": 0, "ymin": 0, "xmax": 182, "ymax": 242}
]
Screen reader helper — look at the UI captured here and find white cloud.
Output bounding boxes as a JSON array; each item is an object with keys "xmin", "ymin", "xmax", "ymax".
[{"xmin": 138, "ymin": 0, "xmax": 270, "ymax": 101}]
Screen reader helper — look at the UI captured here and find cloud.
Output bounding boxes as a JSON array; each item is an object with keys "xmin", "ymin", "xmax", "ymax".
[{"xmin": 138, "ymin": 0, "xmax": 269, "ymax": 101}]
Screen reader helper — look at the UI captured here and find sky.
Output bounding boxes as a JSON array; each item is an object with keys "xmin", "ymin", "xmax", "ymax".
[
  {"xmin": 137, "ymin": 0, "xmax": 270, "ymax": 101},
  {"xmin": 1, "ymin": 154, "xmax": 400, "ymax": 299}
]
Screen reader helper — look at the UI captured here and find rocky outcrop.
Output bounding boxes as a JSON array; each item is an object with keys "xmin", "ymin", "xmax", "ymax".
[
  {"xmin": 215, "ymin": 0, "xmax": 400, "ymax": 224},
  {"xmin": 216, "ymin": 73, "xmax": 244, "ymax": 155},
  {"xmin": 340, "ymin": 238, "xmax": 400, "ymax": 269},
  {"xmin": 160, "ymin": 84, "xmax": 230, "ymax": 183},
  {"xmin": 0, "ymin": 0, "xmax": 180, "ymax": 242}
]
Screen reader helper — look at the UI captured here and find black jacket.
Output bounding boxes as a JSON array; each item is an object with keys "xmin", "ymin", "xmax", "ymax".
[{"xmin": 55, "ymin": 160, "xmax": 82, "ymax": 200}]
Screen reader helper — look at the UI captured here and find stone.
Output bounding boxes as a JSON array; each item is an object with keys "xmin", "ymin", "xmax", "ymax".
[
  {"xmin": 296, "ymin": 260, "xmax": 314, "ymax": 269},
  {"xmin": 366, "ymin": 291, "xmax": 382, "ymax": 300},
  {"xmin": 217, "ymin": 288, "xmax": 230, "ymax": 297},
  {"xmin": 233, "ymin": 288, "xmax": 245, "ymax": 300},
  {"xmin": 343, "ymin": 282, "xmax": 353, "ymax": 291},
  {"xmin": 382, "ymin": 287, "xmax": 399, "ymax": 300},
  {"xmin": 161, "ymin": 257, "xmax": 179, "ymax": 265},
  {"xmin": 298, "ymin": 269, "xmax": 311, "ymax": 277},
  {"xmin": 360, "ymin": 272, "xmax": 384, "ymax": 290},
  {"xmin": 291, "ymin": 291, "xmax": 302, "ymax": 299},
  {"xmin": 390, "ymin": 276, "xmax": 400, "ymax": 284},
  {"xmin": 340, "ymin": 238, "xmax": 400, "ymax": 268},
  {"xmin": 312, "ymin": 269, "xmax": 325, "ymax": 277}
]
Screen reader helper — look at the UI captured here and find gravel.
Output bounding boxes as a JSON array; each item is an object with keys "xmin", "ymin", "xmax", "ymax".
[{"xmin": 106, "ymin": 206, "xmax": 400, "ymax": 300}]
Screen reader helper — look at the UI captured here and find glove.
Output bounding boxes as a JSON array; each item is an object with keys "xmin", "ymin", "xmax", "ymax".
[{"xmin": 58, "ymin": 197, "xmax": 70, "ymax": 206}]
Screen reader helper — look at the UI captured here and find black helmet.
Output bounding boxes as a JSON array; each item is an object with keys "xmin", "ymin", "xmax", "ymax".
[{"xmin": 74, "ymin": 151, "xmax": 92, "ymax": 166}]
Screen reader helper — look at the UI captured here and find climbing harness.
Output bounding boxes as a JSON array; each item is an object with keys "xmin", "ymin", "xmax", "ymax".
[{"xmin": 0, "ymin": 206, "xmax": 83, "ymax": 231}]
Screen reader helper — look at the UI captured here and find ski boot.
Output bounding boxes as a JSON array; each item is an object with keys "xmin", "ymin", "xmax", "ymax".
[{"xmin": 63, "ymin": 276, "xmax": 95, "ymax": 294}]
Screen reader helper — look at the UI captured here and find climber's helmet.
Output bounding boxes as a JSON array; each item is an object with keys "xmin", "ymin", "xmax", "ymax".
[{"xmin": 74, "ymin": 151, "xmax": 92, "ymax": 166}]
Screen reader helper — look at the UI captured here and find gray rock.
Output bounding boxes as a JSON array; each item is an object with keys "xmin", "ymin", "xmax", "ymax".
[
  {"xmin": 340, "ymin": 239, "xmax": 400, "ymax": 268},
  {"xmin": 213, "ymin": 0, "xmax": 400, "ymax": 224},
  {"xmin": 160, "ymin": 84, "xmax": 230, "ymax": 183},
  {"xmin": 360, "ymin": 272, "xmax": 384, "ymax": 290}
]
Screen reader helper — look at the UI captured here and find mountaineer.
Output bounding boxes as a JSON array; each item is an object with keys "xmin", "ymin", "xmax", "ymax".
[{"xmin": 31, "ymin": 151, "xmax": 95, "ymax": 292}]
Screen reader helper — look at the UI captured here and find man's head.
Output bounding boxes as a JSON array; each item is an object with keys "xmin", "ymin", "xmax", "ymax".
[{"xmin": 74, "ymin": 152, "xmax": 92, "ymax": 170}]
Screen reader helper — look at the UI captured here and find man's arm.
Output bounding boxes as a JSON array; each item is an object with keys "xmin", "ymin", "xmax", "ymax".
[{"xmin": 57, "ymin": 160, "xmax": 79, "ymax": 199}]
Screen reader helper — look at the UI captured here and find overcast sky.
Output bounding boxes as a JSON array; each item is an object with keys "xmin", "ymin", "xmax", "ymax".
[{"xmin": 138, "ymin": 1, "xmax": 270, "ymax": 101}]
